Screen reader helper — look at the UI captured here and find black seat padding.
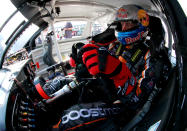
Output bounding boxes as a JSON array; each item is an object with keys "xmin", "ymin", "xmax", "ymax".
[{"xmin": 135, "ymin": 68, "xmax": 176, "ymax": 130}]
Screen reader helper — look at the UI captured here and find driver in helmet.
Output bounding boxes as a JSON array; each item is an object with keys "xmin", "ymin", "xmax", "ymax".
[
  {"xmin": 34, "ymin": 4, "xmax": 168, "ymax": 130},
  {"xmin": 56, "ymin": 5, "xmax": 167, "ymax": 130},
  {"xmin": 80, "ymin": 4, "xmax": 163, "ymax": 108}
]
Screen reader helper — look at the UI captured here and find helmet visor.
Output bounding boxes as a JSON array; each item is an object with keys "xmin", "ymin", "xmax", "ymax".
[{"xmin": 115, "ymin": 20, "xmax": 139, "ymax": 32}]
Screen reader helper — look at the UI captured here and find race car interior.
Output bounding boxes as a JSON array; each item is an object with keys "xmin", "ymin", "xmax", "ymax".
[{"xmin": 0, "ymin": 0, "xmax": 186, "ymax": 131}]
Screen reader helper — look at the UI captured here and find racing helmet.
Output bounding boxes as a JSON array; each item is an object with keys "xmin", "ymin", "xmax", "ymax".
[{"xmin": 114, "ymin": 5, "xmax": 149, "ymax": 46}]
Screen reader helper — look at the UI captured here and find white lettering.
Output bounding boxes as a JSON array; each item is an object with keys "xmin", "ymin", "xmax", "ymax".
[
  {"xmin": 62, "ymin": 115, "xmax": 69, "ymax": 124},
  {"xmin": 80, "ymin": 109, "xmax": 90, "ymax": 118},
  {"xmin": 61, "ymin": 107, "xmax": 120, "ymax": 125},
  {"xmin": 90, "ymin": 108, "xmax": 99, "ymax": 117},
  {"xmin": 125, "ymin": 31, "xmax": 144, "ymax": 44},
  {"xmin": 69, "ymin": 110, "xmax": 80, "ymax": 120}
]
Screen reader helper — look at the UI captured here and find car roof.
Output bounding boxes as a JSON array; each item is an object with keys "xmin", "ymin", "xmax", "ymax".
[{"xmin": 11, "ymin": 0, "xmax": 160, "ymax": 26}]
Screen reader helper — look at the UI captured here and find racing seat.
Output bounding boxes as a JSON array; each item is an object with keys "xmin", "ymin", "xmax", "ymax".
[
  {"xmin": 121, "ymin": 16, "xmax": 174, "ymax": 130},
  {"xmin": 60, "ymin": 15, "xmax": 172, "ymax": 130},
  {"xmin": 89, "ymin": 16, "xmax": 174, "ymax": 130},
  {"xmin": 132, "ymin": 67, "xmax": 176, "ymax": 131}
]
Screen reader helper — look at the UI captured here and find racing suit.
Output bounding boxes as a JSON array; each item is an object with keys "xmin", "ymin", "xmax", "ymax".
[
  {"xmin": 80, "ymin": 39, "xmax": 157, "ymax": 109},
  {"xmin": 57, "ymin": 40, "xmax": 159, "ymax": 131},
  {"xmin": 33, "ymin": 17, "xmax": 169, "ymax": 130},
  {"xmin": 78, "ymin": 15, "xmax": 166, "ymax": 109},
  {"xmin": 33, "ymin": 37, "xmax": 168, "ymax": 131},
  {"xmin": 108, "ymin": 41, "xmax": 157, "ymax": 108}
]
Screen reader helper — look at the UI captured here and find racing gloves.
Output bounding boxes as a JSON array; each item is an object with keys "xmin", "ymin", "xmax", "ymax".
[
  {"xmin": 80, "ymin": 44, "xmax": 136, "ymax": 88},
  {"xmin": 69, "ymin": 54, "xmax": 76, "ymax": 67}
]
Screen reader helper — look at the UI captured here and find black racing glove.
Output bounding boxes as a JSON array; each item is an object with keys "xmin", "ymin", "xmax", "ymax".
[{"xmin": 34, "ymin": 76, "xmax": 72, "ymax": 100}]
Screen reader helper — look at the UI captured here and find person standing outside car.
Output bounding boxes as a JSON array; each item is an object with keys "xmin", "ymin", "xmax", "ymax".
[{"xmin": 63, "ymin": 22, "xmax": 73, "ymax": 38}]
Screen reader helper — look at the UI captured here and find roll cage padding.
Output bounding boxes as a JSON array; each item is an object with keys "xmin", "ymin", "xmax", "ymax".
[{"xmin": 148, "ymin": 16, "xmax": 165, "ymax": 57}]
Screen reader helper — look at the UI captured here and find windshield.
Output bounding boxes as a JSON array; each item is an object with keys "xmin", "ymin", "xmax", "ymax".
[
  {"xmin": 54, "ymin": 21, "xmax": 87, "ymax": 40},
  {"xmin": 6, "ymin": 24, "xmax": 39, "ymax": 55},
  {"xmin": 0, "ymin": 1, "xmax": 16, "ymax": 26},
  {"xmin": 0, "ymin": 1, "xmax": 17, "ymax": 58},
  {"xmin": 0, "ymin": 3, "xmax": 39, "ymax": 66},
  {"xmin": 178, "ymin": 0, "xmax": 187, "ymax": 16},
  {"xmin": 0, "ymin": 0, "xmax": 178, "ymax": 68}
]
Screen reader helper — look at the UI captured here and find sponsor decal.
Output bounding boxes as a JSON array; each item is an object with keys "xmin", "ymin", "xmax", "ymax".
[
  {"xmin": 117, "ymin": 83, "xmax": 128, "ymax": 96},
  {"xmin": 131, "ymin": 49, "xmax": 142, "ymax": 62},
  {"xmin": 49, "ymin": 76, "xmax": 70, "ymax": 89},
  {"xmin": 138, "ymin": 9, "xmax": 149, "ymax": 27},
  {"xmin": 117, "ymin": 8, "xmax": 128, "ymax": 19},
  {"xmin": 131, "ymin": 95, "xmax": 139, "ymax": 103},
  {"xmin": 125, "ymin": 31, "xmax": 144, "ymax": 44},
  {"xmin": 61, "ymin": 107, "xmax": 120, "ymax": 124}
]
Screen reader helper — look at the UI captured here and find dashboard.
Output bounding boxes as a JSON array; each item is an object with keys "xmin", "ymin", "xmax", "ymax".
[
  {"xmin": 0, "ymin": 58, "xmax": 36, "ymax": 130},
  {"xmin": 3, "ymin": 48, "xmax": 29, "ymax": 66}
]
